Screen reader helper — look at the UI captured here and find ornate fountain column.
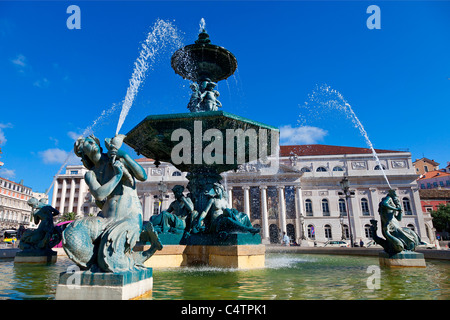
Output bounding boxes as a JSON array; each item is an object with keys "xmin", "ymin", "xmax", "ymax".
[{"xmin": 51, "ymin": 179, "xmax": 58, "ymax": 208}]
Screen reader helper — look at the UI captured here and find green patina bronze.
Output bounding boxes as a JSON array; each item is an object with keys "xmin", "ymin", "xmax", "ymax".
[
  {"xmin": 124, "ymin": 28, "xmax": 277, "ymax": 244},
  {"xmin": 62, "ymin": 134, "xmax": 162, "ymax": 273},
  {"xmin": 370, "ymin": 189, "xmax": 425, "ymax": 257},
  {"xmin": 18, "ymin": 197, "xmax": 62, "ymax": 256}
]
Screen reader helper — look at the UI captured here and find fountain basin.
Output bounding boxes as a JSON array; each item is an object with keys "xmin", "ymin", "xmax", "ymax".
[{"xmin": 124, "ymin": 110, "xmax": 279, "ymax": 173}]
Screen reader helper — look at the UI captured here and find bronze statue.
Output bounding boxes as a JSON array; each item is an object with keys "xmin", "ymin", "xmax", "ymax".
[
  {"xmin": 150, "ymin": 185, "xmax": 195, "ymax": 234},
  {"xmin": 62, "ymin": 134, "xmax": 162, "ymax": 272},
  {"xmin": 19, "ymin": 197, "xmax": 62, "ymax": 253},
  {"xmin": 370, "ymin": 189, "xmax": 423, "ymax": 256}
]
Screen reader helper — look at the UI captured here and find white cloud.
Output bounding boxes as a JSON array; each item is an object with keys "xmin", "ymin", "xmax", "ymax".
[
  {"xmin": 39, "ymin": 148, "xmax": 71, "ymax": 164},
  {"xmin": 0, "ymin": 123, "xmax": 13, "ymax": 145},
  {"xmin": 68, "ymin": 131, "xmax": 82, "ymax": 141},
  {"xmin": 33, "ymin": 78, "xmax": 50, "ymax": 88},
  {"xmin": 11, "ymin": 54, "xmax": 27, "ymax": 67},
  {"xmin": 0, "ymin": 168, "xmax": 16, "ymax": 179},
  {"xmin": 279, "ymin": 125, "xmax": 328, "ymax": 145}
]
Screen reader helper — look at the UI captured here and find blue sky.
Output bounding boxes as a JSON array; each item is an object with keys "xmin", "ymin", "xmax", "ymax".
[{"xmin": 0, "ymin": 1, "xmax": 449, "ymax": 196}]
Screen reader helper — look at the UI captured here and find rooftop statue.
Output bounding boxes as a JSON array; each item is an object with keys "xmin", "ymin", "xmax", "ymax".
[
  {"xmin": 63, "ymin": 134, "xmax": 162, "ymax": 272},
  {"xmin": 19, "ymin": 197, "xmax": 62, "ymax": 253},
  {"xmin": 370, "ymin": 189, "xmax": 424, "ymax": 256}
]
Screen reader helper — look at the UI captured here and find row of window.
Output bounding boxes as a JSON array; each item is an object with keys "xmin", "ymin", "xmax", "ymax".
[
  {"xmin": 306, "ymin": 223, "xmax": 417, "ymax": 240},
  {"xmin": 304, "ymin": 197, "xmax": 413, "ymax": 216},
  {"xmin": 0, "ymin": 179, "xmax": 32, "ymax": 195},
  {"xmin": 420, "ymin": 180, "xmax": 450, "ymax": 189},
  {"xmin": 300, "ymin": 165, "xmax": 387, "ymax": 173}
]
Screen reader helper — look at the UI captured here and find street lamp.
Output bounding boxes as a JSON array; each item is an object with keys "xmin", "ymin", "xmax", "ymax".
[
  {"xmin": 157, "ymin": 180, "xmax": 168, "ymax": 214},
  {"xmin": 300, "ymin": 214, "xmax": 306, "ymax": 240},
  {"xmin": 339, "ymin": 213, "xmax": 345, "ymax": 240},
  {"xmin": 339, "ymin": 176, "xmax": 355, "ymax": 247}
]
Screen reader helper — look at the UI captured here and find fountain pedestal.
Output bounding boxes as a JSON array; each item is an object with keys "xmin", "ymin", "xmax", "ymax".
[
  {"xmin": 14, "ymin": 250, "xmax": 57, "ymax": 264},
  {"xmin": 379, "ymin": 252, "xmax": 426, "ymax": 268},
  {"xmin": 55, "ymin": 268, "xmax": 153, "ymax": 300},
  {"xmin": 135, "ymin": 233, "xmax": 265, "ymax": 269}
]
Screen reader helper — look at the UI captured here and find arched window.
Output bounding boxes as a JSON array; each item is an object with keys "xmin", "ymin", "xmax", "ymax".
[
  {"xmin": 172, "ymin": 171, "xmax": 182, "ymax": 176},
  {"xmin": 402, "ymin": 197, "xmax": 412, "ymax": 215},
  {"xmin": 301, "ymin": 167, "xmax": 311, "ymax": 173},
  {"xmin": 333, "ymin": 166, "xmax": 344, "ymax": 172},
  {"xmin": 307, "ymin": 224, "xmax": 315, "ymax": 239},
  {"xmin": 338, "ymin": 199, "xmax": 347, "ymax": 215},
  {"xmin": 305, "ymin": 199, "xmax": 313, "ymax": 216},
  {"xmin": 364, "ymin": 224, "xmax": 373, "ymax": 239},
  {"xmin": 361, "ymin": 198, "xmax": 370, "ymax": 216},
  {"xmin": 324, "ymin": 224, "xmax": 332, "ymax": 239},
  {"xmin": 374, "ymin": 164, "xmax": 387, "ymax": 170},
  {"xmin": 316, "ymin": 166, "xmax": 327, "ymax": 172},
  {"xmin": 322, "ymin": 199, "xmax": 330, "ymax": 216}
]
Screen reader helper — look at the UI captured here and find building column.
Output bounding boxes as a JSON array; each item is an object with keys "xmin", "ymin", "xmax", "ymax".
[
  {"xmin": 60, "ymin": 179, "xmax": 67, "ymax": 213},
  {"xmin": 143, "ymin": 192, "xmax": 151, "ymax": 222},
  {"xmin": 259, "ymin": 185, "xmax": 269, "ymax": 241},
  {"xmin": 278, "ymin": 186, "xmax": 287, "ymax": 234},
  {"xmin": 411, "ymin": 187, "xmax": 429, "ymax": 241},
  {"xmin": 77, "ymin": 178, "xmax": 86, "ymax": 216},
  {"xmin": 243, "ymin": 186, "xmax": 251, "ymax": 217},
  {"xmin": 51, "ymin": 179, "xmax": 59, "ymax": 208},
  {"xmin": 227, "ymin": 186, "xmax": 233, "ymax": 208},
  {"xmin": 68, "ymin": 178, "xmax": 76, "ymax": 213},
  {"xmin": 294, "ymin": 185, "xmax": 304, "ymax": 242},
  {"xmin": 348, "ymin": 196, "xmax": 362, "ymax": 243}
]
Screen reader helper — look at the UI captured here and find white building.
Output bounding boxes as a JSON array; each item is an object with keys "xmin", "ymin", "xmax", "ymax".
[
  {"xmin": 0, "ymin": 177, "xmax": 34, "ymax": 229},
  {"xmin": 51, "ymin": 144, "xmax": 436, "ymax": 246}
]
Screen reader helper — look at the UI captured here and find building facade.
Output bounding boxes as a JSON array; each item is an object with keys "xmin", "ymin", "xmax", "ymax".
[
  {"xmin": 413, "ymin": 157, "xmax": 440, "ymax": 175},
  {"xmin": 417, "ymin": 170, "xmax": 450, "ymax": 190},
  {"xmin": 51, "ymin": 144, "xmax": 436, "ymax": 246},
  {"xmin": 0, "ymin": 177, "xmax": 34, "ymax": 230}
]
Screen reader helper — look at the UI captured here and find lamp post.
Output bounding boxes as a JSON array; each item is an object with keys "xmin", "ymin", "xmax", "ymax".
[
  {"xmin": 339, "ymin": 213, "xmax": 345, "ymax": 240},
  {"xmin": 157, "ymin": 180, "xmax": 168, "ymax": 214},
  {"xmin": 339, "ymin": 176, "xmax": 355, "ymax": 247},
  {"xmin": 300, "ymin": 214, "xmax": 306, "ymax": 240}
]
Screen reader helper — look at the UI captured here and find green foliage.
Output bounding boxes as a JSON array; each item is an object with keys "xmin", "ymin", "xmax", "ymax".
[
  {"xmin": 430, "ymin": 204, "xmax": 450, "ymax": 232},
  {"xmin": 60, "ymin": 211, "xmax": 77, "ymax": 222}
]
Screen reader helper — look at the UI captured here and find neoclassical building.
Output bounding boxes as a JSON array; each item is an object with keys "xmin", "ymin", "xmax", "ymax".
[
  {"xmin": 0, "ymin": 177, "xmax": 34, "ymax": 230},
  {"xmin": 51, "ymin": 144, "xmax": 436, "ymax": 246}
]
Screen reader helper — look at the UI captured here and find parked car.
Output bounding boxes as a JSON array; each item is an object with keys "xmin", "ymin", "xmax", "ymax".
[
  {"xmin": 324, "ymin": 240, "xmax": 349, "ymax": 247},
  {"xmin": 417, "ymin": 241, "xmax": 436, "ymax": 249}
]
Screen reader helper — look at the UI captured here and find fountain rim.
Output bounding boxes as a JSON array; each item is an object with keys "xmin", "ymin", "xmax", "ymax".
[{"xmin": 170, "ymin": 43, "xmax": 238, "ymax": 82}]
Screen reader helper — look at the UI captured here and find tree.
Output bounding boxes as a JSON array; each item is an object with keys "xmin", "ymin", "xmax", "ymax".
[
  {"xmin": 59, "ymin": 211, "xmax": 77, "ymax": 222},
  {"xmin": 430, "ymin": 204, "xmax": 450, "ymax": 233}
]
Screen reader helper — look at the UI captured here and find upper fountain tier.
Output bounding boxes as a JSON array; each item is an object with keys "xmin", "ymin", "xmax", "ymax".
[{"xmin": 171, "ymin": 29, "xmax": 238, "ymax": 83}]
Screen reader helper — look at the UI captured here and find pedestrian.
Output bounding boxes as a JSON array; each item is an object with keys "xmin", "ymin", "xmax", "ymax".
[{"xmin": 359, "ymin": 239, "xmax": 364, "ymax": 247}]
